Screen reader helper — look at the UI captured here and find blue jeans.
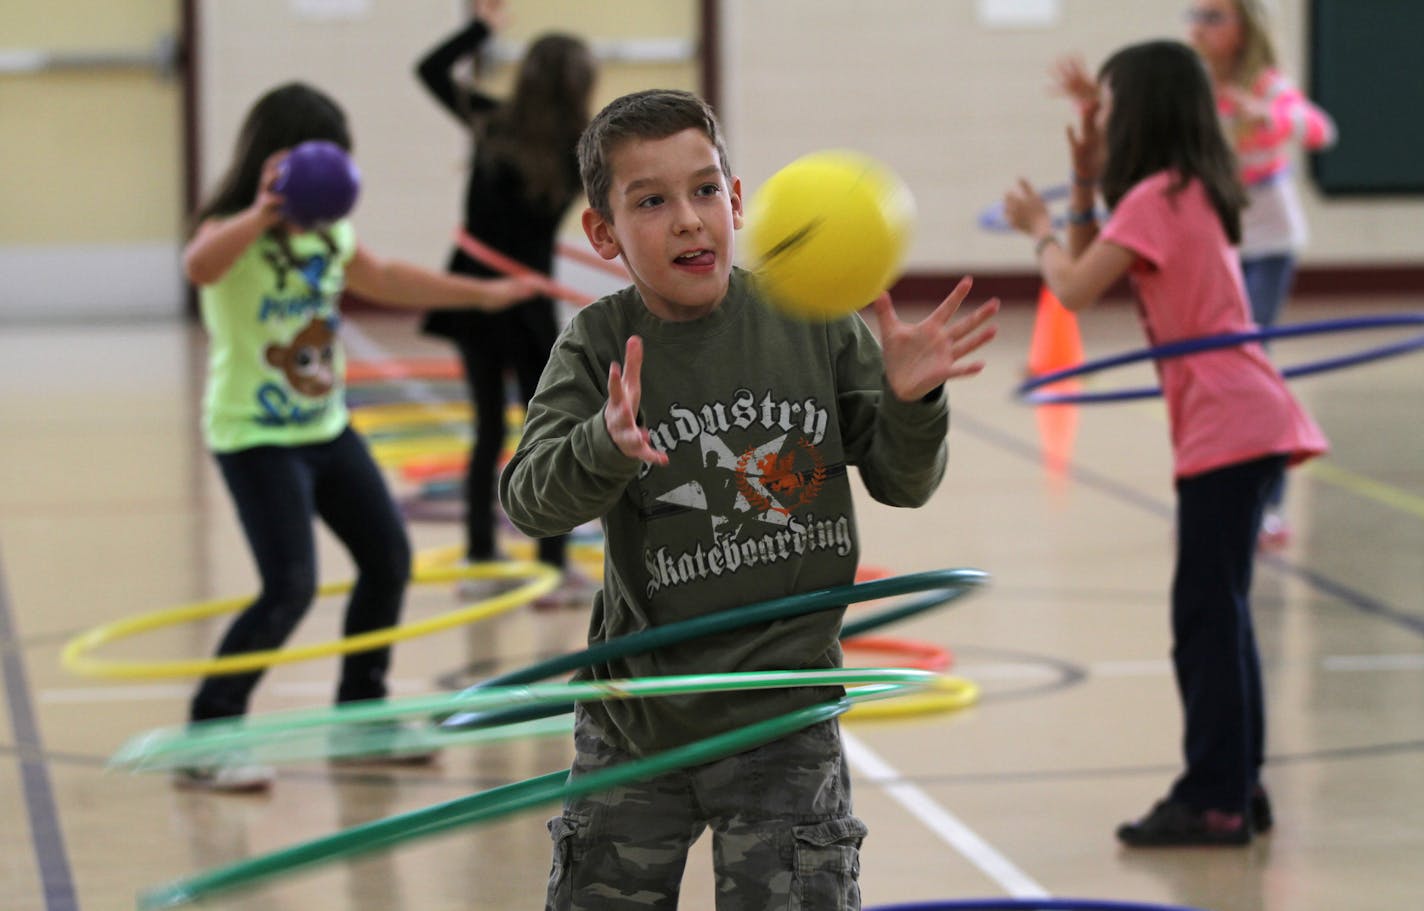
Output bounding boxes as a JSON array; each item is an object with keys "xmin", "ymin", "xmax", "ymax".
[
  {"xmin": 190, "ymin": 426, "xmax": 411, "ymax": 722},
  {"xmin": 1241, "ymin": 253, "xmax": 1297, "ymax": 332},
  {"xmin": 1240, "ymin": 253, "xmax": 1295, "ymax": 510}
]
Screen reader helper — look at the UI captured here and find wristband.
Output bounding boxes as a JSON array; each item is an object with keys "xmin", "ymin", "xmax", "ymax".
[
  {"xmin": 1034, "ymin": 234, "xmax": 1061, "ymax": 257},
  {"xmin": 1066, "ymin": 208, "xmax": 1097, "ymax": 226}
]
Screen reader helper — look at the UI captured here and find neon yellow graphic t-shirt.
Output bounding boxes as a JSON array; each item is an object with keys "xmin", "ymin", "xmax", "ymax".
[{"xmin": 199, "ymin": 221, "xmax": 355, "ymax": 452}]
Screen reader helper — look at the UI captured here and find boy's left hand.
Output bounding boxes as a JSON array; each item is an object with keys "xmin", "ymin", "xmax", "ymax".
[{"xmin": 871, "ymin": 278, "xmax": 1000, "ymax": 402}]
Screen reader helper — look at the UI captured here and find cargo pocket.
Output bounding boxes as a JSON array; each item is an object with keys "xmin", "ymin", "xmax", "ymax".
[
  {"xmin": 788, "ymin": 815, "xmax": 868, "ymax": 911},
  {"xmin": 545, "ymin": 813, "xmax": 587, "ymax": 910}
]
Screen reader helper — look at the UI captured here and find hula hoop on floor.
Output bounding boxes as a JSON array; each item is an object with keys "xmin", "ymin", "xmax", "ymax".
[
  {"xmin": 349, "ymin": 401, "xmax": 526, "ymax": 435},
  {"xmin": 345, "ymin": 359, "xmax": 462, "ymax": 383},
  {"xmin": 366, "ymin": 436, "xmax": 471, "ymax": 467},
  {"xmin": 139, "ymin": 688, "xmax": 901, "ymax": 910},
  {"xmin": 344, "ymin": 381, "xmax": 466, "ymax": 409},
  {"xmin": 844, "ymin": 674, "xmax": 979, "ymax": 721},
  {"xmin": 1016, "ymin": 313, "xmax": 1424, "ymax": 405},
  {"xmin": 844, "ymin": 635, "xmax": 953, "ymax": 672},
  {"xmin": 866, "ymin": 900, "xmax": 1210, "ymax": 911},
  {"xmin": 59, "ymin": 556, "xmax": 558, "ymax": 680}
]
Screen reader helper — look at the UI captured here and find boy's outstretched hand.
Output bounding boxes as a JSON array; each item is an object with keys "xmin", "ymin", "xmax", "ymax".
[
  {"xmin": 604, "ymin": 335, "xmax": 670, "ymax": 467},
  {"xmin": 871, "ymin": 277, "xmax": 1000, "ymax": 402}
]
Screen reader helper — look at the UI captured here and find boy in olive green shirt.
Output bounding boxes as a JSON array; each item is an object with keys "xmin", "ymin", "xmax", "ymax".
[{"xmin": 500, "ymin": 89, "xmax": 998, "ymax": 910}]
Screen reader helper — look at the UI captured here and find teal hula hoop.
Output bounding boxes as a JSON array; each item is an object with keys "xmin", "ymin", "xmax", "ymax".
[
  {"xmin": 442, "ymin": 567, "xmax": 988, "ymax": 729},
  {"xmin": 139, "ymin": 686, "xmax": 908, "ymax": 909},
  {"xmin": 113, "ymin": 667, "xmax": 942, "ymax": 771}
]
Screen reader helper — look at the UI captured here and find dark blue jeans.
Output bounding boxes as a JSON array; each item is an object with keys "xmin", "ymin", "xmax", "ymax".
[
  {"xmin": 454, "ymin": 332, "xmax": 566, "ymax": 567},
  {"xmin": 1168, "ymin": 454, "xmax": 1286, "ymax": 813},
  {"xmin": 190, "ymin": 426, "xmax": 412, "ymax": 722}
]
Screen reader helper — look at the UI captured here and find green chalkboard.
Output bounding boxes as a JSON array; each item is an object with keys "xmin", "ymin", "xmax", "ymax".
[{"xmin": 1309, "ymin": 0, "xmax": 1424, "ymax": 195}]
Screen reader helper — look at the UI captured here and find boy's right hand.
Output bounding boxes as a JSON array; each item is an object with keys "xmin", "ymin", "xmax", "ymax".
[{"xmin": 604, "ymin": 336, "xmax": 669, "ymax": 467}]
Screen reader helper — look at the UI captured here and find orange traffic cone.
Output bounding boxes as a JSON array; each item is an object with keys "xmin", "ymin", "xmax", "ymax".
[
  {"xmin": 1027, "ymin": 285, "xmax": 1083, "ymax": 496},
  {"xmin": 1027, "ymin": 285, "xmax": 1084, "ymax": 378},
  {"xmin": 1035, "ymin": 397, "xmax": 1079, "ymax": 496}
]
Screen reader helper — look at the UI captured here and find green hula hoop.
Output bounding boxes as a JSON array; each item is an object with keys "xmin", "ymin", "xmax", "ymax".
[
  {"xmin": 140, "ymin": 687, "xmax": 898, "ymax": 910},
  {"xmin": 112, "ymin": 667, "xmax": 941, "ymax": 771},
  {"xmin": 442, "ymin": 567, "xmax": 987, "ymax": 730}
]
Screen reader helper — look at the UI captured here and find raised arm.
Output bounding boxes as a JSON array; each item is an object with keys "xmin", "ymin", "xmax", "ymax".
[
  {"xmin": 414, "ymin": 15, "xmax": 499, "ymax": 124},
  {"xmin": 344, "ymin": 244, "xmax": 538, "ymax": 311},
  {"xmin": 1003, "ymin": 179, "xmax": 1134, "ymax": 313},
  {"xmin": 183, "ymin": 152, "xmax": 285, "ymax": 286}
]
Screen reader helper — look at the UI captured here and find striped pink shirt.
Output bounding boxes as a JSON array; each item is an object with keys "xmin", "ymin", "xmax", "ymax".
[{"xmin": 1222, "ymin": 68, "xmax": 1337, "ymax": 186}]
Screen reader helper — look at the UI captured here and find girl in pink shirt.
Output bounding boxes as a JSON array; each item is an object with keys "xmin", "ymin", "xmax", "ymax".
[
  {"xmin": 1053, "ymin": 1, "xmax": 1336, "ymax": 548},
  {"xmin": 1005, "ymin": 39, "xmax": 1327, "ymax": 848}
]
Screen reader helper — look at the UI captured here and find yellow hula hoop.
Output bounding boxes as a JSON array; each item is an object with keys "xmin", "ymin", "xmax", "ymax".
[
  {"xmin": 416, "ymin": 541, "xmax": 606, "ymax": 575},
  {"xmin": 60, "ymin": 556, "xmax": 559, "ymax": 681},
  {"xmin": 843, "ymin": 674, "xmax": 980, "ymax": 720},
  {"xmin": 367, "ymin": 438, "xmax": 471, "ymax": 467},
  {"xmin": 349, "ymin": 402, "xmax": 527, "ymax": 433}
]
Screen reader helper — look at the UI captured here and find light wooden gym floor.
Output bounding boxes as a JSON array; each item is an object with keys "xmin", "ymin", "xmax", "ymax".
[{"xmin": 1, "ymin": 292, "xmax": 1421, "ymax": 911}]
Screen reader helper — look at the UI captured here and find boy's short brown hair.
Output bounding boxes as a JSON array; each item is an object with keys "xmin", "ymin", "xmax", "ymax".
[{"xmin": 577, "ymin": 89, "xmax": 733, "ymax": 222}]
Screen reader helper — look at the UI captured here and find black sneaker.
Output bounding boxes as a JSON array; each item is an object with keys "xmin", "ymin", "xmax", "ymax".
[
  {"xmin": 1116, "ymin": 799, "xmax": 1251, "ymax": 847},
  {"xmin": 1251, "ymin": 786, "xmax": 1273, "ymax": 834}
]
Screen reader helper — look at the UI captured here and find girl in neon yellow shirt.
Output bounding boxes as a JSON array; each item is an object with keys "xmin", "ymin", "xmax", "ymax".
[{"xmin": 179, "ymin": 82, "xmax": 536, "ymax": 793}]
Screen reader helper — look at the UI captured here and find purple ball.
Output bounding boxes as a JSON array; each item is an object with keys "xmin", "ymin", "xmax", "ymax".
[{"xmin": 274, "ymin": 140, "xmax": 361, "ymax": 227}]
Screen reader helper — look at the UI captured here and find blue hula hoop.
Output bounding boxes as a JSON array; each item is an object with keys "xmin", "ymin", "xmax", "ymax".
[
  {"xmin": 1016, "ymin": 313, "xmax": 1424, "ymax": 405},
  {"xmin": 866, "ymin": 899, "xmax": 1209, "ymax": 911},
  {"xmin": 978, "ymin": 183, "xmax": 1106, "ymax": 233}
]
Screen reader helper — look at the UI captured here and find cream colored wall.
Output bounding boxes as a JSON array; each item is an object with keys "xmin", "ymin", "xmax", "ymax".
[
  {"xmin": 196, "ymin": 0, "xmax": 698, "ymax": 272},
  {"xmin": 0, "ymin": 0, "xmax": 182, "ymax": 319},
  {"xmin": 719, "ymin": 0, "xmax": 1424, "ymax": 273},
  {"xmin": 4, "ymin": 0, "xmax": 1419, "ymax": 323}
]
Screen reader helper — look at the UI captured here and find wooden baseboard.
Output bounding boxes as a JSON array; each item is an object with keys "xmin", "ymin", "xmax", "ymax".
[{"xmin": 892, "ymin": 262, "xmax": 1424, "ymax": 304}]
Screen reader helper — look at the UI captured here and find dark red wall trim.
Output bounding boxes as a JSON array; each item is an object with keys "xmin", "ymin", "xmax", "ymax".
[{"xmin": 892, "ymin": 263, "xmax": 1424, "ymax": 305}]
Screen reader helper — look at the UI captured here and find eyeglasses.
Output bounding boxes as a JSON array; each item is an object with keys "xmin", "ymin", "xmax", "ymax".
[{"xmin": 1184, "ymin": 8, "xmax": 1232, "ymax": 26}]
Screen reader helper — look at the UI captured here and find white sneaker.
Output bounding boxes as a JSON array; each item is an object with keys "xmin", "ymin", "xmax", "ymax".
[
  {"xmin": 532, "ymin": 567, "xmax": 599, "ymax": 611},
  {"xmin": 1257, "ymin": 512, "xmax": 1291, "ymax": 552},
  {"xmin": 454, "ymin": 558, "xmax": 519, "ymax": 603},
  {"xmin": 327, "ymin": 720, "xmax": 441, "ymax": 767},
  {"xmin": 172, "ymin": 754, "xmax": 275, "ymax": 794}
]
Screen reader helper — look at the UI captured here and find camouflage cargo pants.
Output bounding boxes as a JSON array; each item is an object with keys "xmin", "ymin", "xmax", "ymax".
[{"xmin": 544, "ymin": 709, "xmax": 867, "ymax": 910}]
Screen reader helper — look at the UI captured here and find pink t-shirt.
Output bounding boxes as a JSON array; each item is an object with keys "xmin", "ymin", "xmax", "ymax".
[{"xmin": 1100, "ymin": 172, "xmax": 1328, "ymax": 480}]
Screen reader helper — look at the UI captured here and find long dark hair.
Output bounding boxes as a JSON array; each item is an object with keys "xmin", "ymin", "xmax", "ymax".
[
  {"xmin": 1098, "ymin": 40, "xmax": 1246, "ymax": 243},
  {"xmin": 478, "ymin": 34, "xmax": 595, "ymax": 210},
  {"xmin": 194, "ymin": 82, "xmax": 351, "ymax": 227}
]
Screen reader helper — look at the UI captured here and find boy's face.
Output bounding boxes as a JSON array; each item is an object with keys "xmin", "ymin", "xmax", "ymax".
[{"xmin": 581, "ymin": 127, "xmax": 743, "ymax": 322}]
